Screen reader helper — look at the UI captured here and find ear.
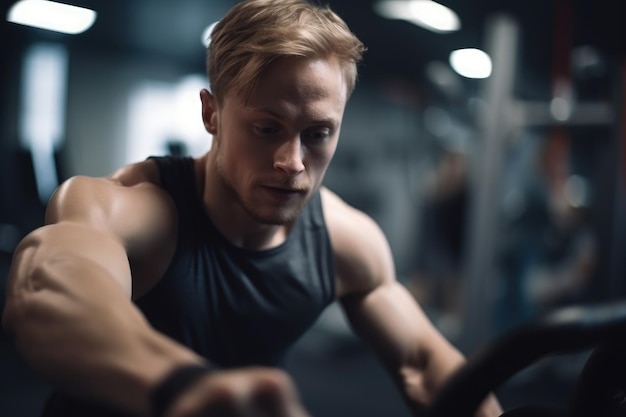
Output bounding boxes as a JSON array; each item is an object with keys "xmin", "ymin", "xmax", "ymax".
[{"xmin": 200, "ymin": 88, "xmax": 218, "ymax": 134}]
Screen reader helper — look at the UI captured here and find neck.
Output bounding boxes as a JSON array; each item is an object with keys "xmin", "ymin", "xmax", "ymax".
[{"xmin": 196, "ymin": 152, "xmax": 291, "ymax": 251}]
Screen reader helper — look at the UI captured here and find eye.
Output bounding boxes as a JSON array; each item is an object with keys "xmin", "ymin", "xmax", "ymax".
[
  {"xmin": 253, "ymin": 125, "xmax": 280, "ymax": 136},
  {"xmin": 302, "ymin": 128, "xmax": 331, "ymax": 143}
]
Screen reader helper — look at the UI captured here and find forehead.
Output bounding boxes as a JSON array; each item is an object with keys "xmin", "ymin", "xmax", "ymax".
[{"xmin": 226, "ymin": 56, "xmax": 348, "ymax": 121}]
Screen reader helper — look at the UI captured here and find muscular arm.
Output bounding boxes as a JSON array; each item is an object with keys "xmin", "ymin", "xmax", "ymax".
[
  {"xmin": 341, "ymin": 283, "xmax": 466, "ymax": 414},
  {"xmin": 322, "ymin": 188, "xmax": 501, "ymax": 417},
  {"xmin": 2, "ymin": 173, "xmax": 203, "ymax": 416}
]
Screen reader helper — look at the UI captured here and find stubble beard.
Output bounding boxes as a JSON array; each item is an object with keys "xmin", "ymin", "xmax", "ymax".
[{"xmin": 215, "ymin": 153, "xmax": 308, "ymax": 226}]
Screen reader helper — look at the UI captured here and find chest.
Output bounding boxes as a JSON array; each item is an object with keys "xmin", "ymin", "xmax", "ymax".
[{"xmin": 135, "ymin": 233, "xmax": 335, "ymax": 366}]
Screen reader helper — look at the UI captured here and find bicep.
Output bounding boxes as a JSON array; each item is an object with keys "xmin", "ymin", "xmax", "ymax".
[
  {"xmin": 35, "ymin": 173, "xmax": 174, "ymax": 297},
  {"xmin": 9, "ymin": 223, "xmax": 132, "ymax": 299},
  {"xmin": 2, "ymin": 222, "xmax": 133, "ymax": 341},
  {"xmin": 325, "ymin": 188, "xmax": 469, "ymax": 407},
  {"xmin": 326, "ymin": 188, "xmax": 432, "ymax": 359},
  {"xmin": 341, "ymin": 282, "xmax": 447, "ymax": 368}
]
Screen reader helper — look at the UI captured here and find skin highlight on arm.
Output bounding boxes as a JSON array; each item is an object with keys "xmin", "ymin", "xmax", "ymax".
[
  {"xmin": 322, "ymin": 187, "xmax": 502, "ymax": 417},
  {"xmin": 2, "ymin": 170, "xmax": 205, "ymax": 416}
]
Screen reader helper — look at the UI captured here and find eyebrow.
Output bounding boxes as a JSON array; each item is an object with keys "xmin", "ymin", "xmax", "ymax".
[{"xmin": 248, "ymin": 106, "xmax": 339, "ymax": 126}]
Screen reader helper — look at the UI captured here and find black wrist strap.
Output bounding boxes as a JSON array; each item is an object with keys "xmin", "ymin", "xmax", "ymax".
[{"xmin": 151, "ymin": 364, "xmax": 212, "ymax": 417}]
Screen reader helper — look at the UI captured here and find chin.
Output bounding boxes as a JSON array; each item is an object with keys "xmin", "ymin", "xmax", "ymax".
[
  {"xmin": 243, "ymin": 196, "xmax": 308, "ymax": 225},
  {"xmin": 239, "ymin": 186, "xmax": 314, "ymax": 225},
  {"xmin": 246, "ymin": 206, "xmax": 301, "ymax": 226}
]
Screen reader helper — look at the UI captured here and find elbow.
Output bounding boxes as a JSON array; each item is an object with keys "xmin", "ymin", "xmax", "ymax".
[
  {"xmin": 2, "ymin": 283, "xmax": 64, "ymax": 368},
  {"xmin": 2, "ymin": 290, "xmax": 64, "ymax": 381},
  {"xmin": 3, "ymin": 231, "xmax": 43, "ymax": 336},
  {"xmin": 3, "ymin": 285, "xmax": 40, "ymax": 347},
  {"xmin": 3, "ymin": 275, "xmax": 31, "ymax": 340},
  {"xmin": 3, "ymin": 256, "xmax": 60, "ymax": 353}
]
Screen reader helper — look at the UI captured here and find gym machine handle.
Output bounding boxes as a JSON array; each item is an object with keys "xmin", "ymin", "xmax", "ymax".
[{"xmin": 425, "ymin": 301, "xmax": 626, "ymax": 417}]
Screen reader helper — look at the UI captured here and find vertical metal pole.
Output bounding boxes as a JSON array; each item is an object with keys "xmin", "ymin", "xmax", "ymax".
[
  {"xmin": 460, "ymin": 15, "xmax": 519, "ymax": 353},
  {"xmin": 608, "ymin": 64, "xmax": 626, "ymax": 298}
]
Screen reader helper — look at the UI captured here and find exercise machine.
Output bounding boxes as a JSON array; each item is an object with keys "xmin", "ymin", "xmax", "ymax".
[{"xmin": 426, "ymin": 302, "xmax": 626, "ymax": 417}]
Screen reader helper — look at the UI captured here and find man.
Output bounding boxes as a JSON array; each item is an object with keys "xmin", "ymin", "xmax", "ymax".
[{"xmin": 3, "ymin": 0, "xmax": 502, "ymax": 416}]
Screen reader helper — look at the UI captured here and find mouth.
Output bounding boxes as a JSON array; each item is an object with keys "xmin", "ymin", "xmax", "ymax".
[{"xmin": 263, "ymin": 185, "xmax": 306, "ymax": 201}]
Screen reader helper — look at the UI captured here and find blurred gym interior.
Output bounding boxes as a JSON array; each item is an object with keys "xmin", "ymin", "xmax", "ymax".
[{"xmin": 2, "ymin": 0, "xmax": 626, "ymax": 415}]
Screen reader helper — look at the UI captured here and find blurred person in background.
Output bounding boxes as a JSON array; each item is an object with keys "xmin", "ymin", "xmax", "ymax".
[
  {"xmin": 497, "ymin": 133, "xmax": 597, "ymax": 331},
  {"xmin": 522, "ymin": 170, "xmax": 597, "ymax": 314},
  {"xmin": 2, "ymin": 1, "xmax": 501, "ymax": 416}
]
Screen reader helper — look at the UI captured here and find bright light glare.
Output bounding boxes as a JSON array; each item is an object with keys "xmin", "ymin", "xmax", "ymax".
[
  {"xmin": 374, "ymin": 0, "xmax": 412, "ymax": 19},
  {"xmin": 409, "ymin": 0, "xmax": 460, "ymax": 32},
  {"xmin": 20, "ymin": 43, "xmax": 68, "ymax": 203},
  {"xmin": 7, "ymin": 0, "xmax": 97, "ymax": 35},
  {"xmin": 126, "ymin": 76, "xmax": 211, "ymax": 165},
  {"xmin": 173, "ymin": 75, "xmax": 211, "ymax": 143},
  {"xmin": 374, "ymin": 0, "xmax": 460, "ymax": 33},
  {"xmin": 201, "ymin": 21, "xmax": 220, "ymax": 47},
  {"xmin": 126, "ymin": 82, "xmax": 172, "ymax": 165},
  {"xmin": 449, "ymin": 48, "xmax": 492, "ymax": 79}
]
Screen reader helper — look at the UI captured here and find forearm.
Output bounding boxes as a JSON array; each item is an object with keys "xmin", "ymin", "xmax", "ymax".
[
  {"xmin": 3, "ymin": 237, "xmax": 202, "ymax": 416},
  {"xmin": 341, "ymin": 282, "xmax": 501, "ymax": 417}
]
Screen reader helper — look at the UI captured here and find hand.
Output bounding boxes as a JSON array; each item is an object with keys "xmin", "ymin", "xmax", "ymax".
[{"xmin": 164, "ymin": 367, "xmax": 311, "ymax": 417}]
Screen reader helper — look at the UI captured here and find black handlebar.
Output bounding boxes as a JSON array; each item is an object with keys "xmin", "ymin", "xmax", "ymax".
[{"xmin": 425, "ymin": 302, "xmax": 626, "ymax": 417}]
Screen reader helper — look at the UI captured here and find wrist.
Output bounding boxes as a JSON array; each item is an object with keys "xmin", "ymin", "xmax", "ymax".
[{"xmin": 150, "ymin": 364, "xmax": 213, "ymax": 417}]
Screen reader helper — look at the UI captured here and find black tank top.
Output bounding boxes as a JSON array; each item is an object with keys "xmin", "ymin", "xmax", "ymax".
[
  {"xmin": 136, "ymin": 156, "xmax": 336, "ymax": 367},
  {"xmin": 41, "ymin": 155, "xmax": 335, "ymax": 416}
]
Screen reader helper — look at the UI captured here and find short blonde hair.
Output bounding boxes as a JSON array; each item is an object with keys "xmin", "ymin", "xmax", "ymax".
[{"xmin": 207, "ymin": 0, "xmax": 365, "ymax": 104}]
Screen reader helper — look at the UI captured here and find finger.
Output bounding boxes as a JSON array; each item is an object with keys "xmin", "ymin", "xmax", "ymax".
[
  {"xmin": 164, "ymin": 376, "xmax": 240, "ymax": 417},
  {"xmin": 165, "ymin": 368, "xmax": 309, "ymax": 417},
  {"xmin": 247, "ymin": 370, "xmax": 310, "ymax": 417}
]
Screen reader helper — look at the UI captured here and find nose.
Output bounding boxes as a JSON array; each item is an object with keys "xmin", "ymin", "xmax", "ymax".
[{"xmin": 273, "ymin": 138, "xmax": 305, "ymax": 175}]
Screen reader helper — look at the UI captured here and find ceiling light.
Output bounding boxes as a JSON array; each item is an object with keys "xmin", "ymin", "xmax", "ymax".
[
  {"xmin": 374, "ymin": 0, "xmax": 460, "ymax": 33},
  {"xmin": 7, "ymin": 0, "xmax": 97, "ymax": 35},
  {"xmin": 449, "ymin": 48, "xmax": 492, "ymax": 79},
  {"xmin": 373, "ymin": 0, "xmax": 412, "ymax": 19}
]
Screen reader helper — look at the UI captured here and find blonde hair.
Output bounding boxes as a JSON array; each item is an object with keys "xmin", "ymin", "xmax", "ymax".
[{"xmin": 207, "ymin": 0, "xmax": 365, "ymax": 104}]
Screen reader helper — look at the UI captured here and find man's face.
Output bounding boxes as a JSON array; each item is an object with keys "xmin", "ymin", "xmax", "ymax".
[{"xmin": 206, "ymin": 56, "xmax": 348, "ymax": 225}]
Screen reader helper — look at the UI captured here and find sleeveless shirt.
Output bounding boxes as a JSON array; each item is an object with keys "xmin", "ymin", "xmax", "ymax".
[{"xmin": 41, "ymin": 155, "xmax": 335, "ymax": 417}]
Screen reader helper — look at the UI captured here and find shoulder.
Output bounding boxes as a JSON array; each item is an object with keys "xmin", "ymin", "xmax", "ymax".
[
  {"xmin": 46, "ymin": 159, "xmax": 176, "ymax": 252},
  {"xmin": 320, "ymin": 187, "xmax": 396, "ymax": 298}
]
